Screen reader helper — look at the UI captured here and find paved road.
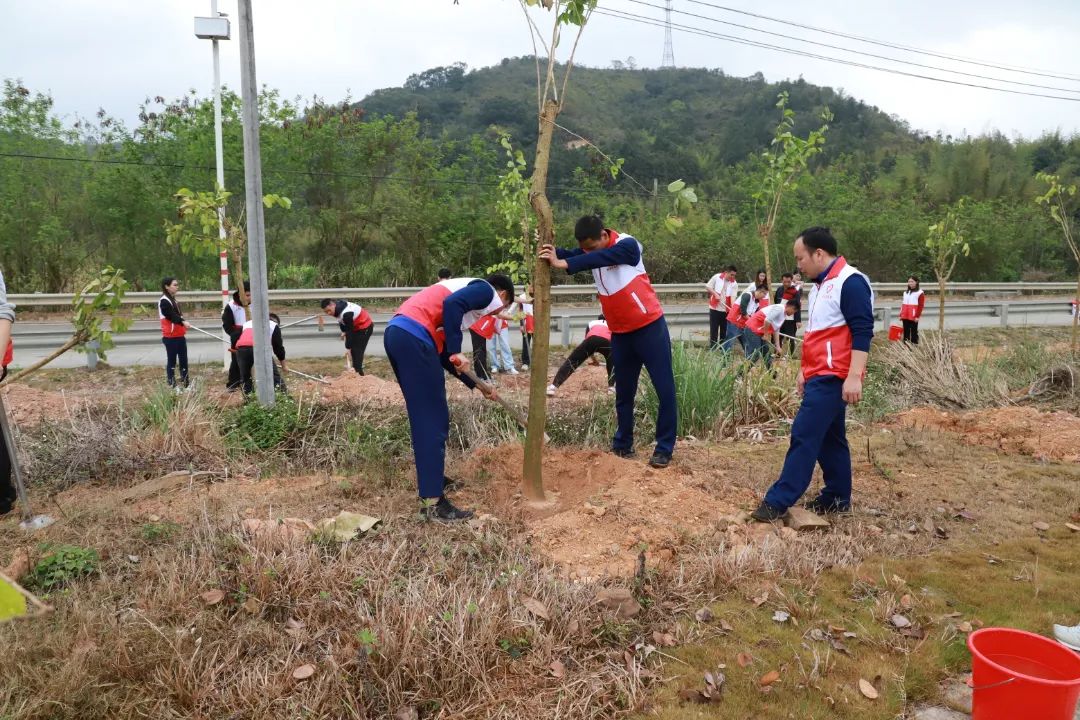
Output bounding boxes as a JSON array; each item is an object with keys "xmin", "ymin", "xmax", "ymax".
[{"xmin": 7, "ymin": 302, "xmax": 1075, "ymax": 370}]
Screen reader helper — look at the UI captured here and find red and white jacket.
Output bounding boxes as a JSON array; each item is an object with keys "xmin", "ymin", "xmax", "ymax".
[
  {"xmin": 339, "ymin": 301, "xmax": 373, "ymax": 331},
  {"xmin": 585, "ymin": 319, "xmax": 612, "ymax": 342},
  {"xmin": 726, "ymin": 291, "xmax": 768, "ymax": 330},
  {"xmin": 706, "ymin": 273, "xmax": 738, "ymax": 311},
  {"xmin": 802, "ymin": 257, "xmax": 874, "ymax": 381},
  {"xmin": 591, "ymin": 232, "xmax": 664, "ymax": 334},
  {"xmin": 470, "ymin": 314, "xmax": 498, "ymax": 341},
  {"xmin": 899, "ymin": 289, "xmax": 925, "ymax": 321},
  {"xmin": 159, "ymin": 294, "xmax": 187, "ymax": 338},
  {"xmin": 235, "ymin": 318, "xmax": 278, "ymax": 348},
  {"xmin": 396, "ymin": 278, "xmax": 504, "ymax": 354},
  {"xmin": 522, "ymin": 302, "xmax": 535, "ymax": 334},
  {"xmin": 746, "ymin": 304, "xmax": 787, "ymax": 337}
]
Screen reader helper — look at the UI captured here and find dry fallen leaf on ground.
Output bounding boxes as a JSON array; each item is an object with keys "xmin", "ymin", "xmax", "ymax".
[
  {"xmin": 694, "ymin": 606, "xmax": 714, "ymax": 623},
  {"xmin": 292, "ymin": 664, "xmax": 316, "ymax": 680},
  {"xmin": 737, "ymin": 652, "xmax": 753, "ymax": 668},
  {"xmin": 522, "ymin": 596, "xmax": 551, "ymax": 621},
  {"xmin": 858, "ymin": 678, "xmax": 879, "ymax": 699},
  {"xmin": 759, "ymin": 670, "xmax": 780, "ymax": 687},
  {"xmin": 550, "ymin": 660, "xmax": 566, "ymax": 679},
  {"xmin": 200, "ymin": 589, "xmax": 225, "ymax": 606}
]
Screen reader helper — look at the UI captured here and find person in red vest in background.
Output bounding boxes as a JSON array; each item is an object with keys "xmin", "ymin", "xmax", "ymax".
[
  {"xmin": 159, "ymin": 277, "xmax": 191, "ymax": 390},
  {"xmin": 745, "ymin": 301, "xmax": 797, "ymax": 367},
  {"xmin": 384, "ymin": 273, "xmax": 513, "ymax": 522},
  {"xmin": 540, "ymin": 215, "xmax": 677, "ymax": 469},
  {"xmin": 900, "ymin": 275, "xmax": 925, "ymax": 345},
  {"xmin": 753, "ymin": 227, "xmax": 875, "ymax": 522},
  {"xmin": 705, "ymin": 265, "xmax": 739, "ymax": 350},
  {"xmin": 235, "ymin": 312, "xmax": 288, "ymax": 395},
  {"xmin": 222, "ymin": 281, "xmax": 249, "ymax": 390},
  {"xmin": 518, "ymin": 284, "xmax": 535, "ymax": 369},
  {"xmin": 321, "ymin": 298, "xmax": 374, "ymax": 375},
  {"xmin": 547, "ymin": 316, "xmax": 615, "ymax": 396},
  {"xmin": 0, "ymin": 265, "xmax": 15, "ymax": 515},
  {"xmin": 729, "ymin": 286, "xmax": 769, "ymax": 353},
  {"xmin": 469, "ymin": 314, "xmax": 497, "ymax": 382}
]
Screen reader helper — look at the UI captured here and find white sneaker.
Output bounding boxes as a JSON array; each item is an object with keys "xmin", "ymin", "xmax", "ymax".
[
  {"xmin": 1053, "ymin": 624, "xmax": 1080, "ymax": 651},
  {"xmin": 546, "ymin": 384, "xmax": 556, "ymax": 397},
  {"xmin": 521, "ymin": 364, "xmax": 529, "ymax": 370},
  {"xmin": 507, "ymin": 368, "xmax": 519, "ymax": 375}
]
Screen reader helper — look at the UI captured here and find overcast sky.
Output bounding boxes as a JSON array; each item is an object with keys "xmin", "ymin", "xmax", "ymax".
[{"xmin": 3, "ymin": 0, "xmax": 1079, "ymax": 140}]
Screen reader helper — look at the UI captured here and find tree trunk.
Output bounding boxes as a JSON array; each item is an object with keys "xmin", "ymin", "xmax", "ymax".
[
  {"xmin": 1073, "ymin": 273, "xmax": 1079, "ymax": 356},
  {"xmin": 937, "ymin": 275, "xmax": 946, "ymax": 333},
  {"xmin": 522, "ymin": 99, "xmax": 560, "ymax": 502}
]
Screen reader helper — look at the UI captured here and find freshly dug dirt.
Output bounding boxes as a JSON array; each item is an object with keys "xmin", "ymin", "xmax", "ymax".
[
  {"xmin": 896, "ymin": 406, "xmax": 1080, "ymax": 462},
  {"xmin": 550, "ymin": 364, "xmax": 611, "ymax": 404},
  {"xmin": 0, "ymin": 383, "xmax": 80, "ymax": 426},
  {"xmin": 454, "ymin": 443, "xmax": 753, "ymax": 579},
  {"xmin": 310, "ymin": 371, "xmax": 405, "ymax": 407}
]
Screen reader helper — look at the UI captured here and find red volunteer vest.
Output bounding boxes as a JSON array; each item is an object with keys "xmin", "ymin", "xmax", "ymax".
[
  {"xmin": 899, "ymin": 289, "xmax": 924, "ymax": 321},
  {"xmin": 727, "ymin": 292, "xmax": 768, "ymax": 329},
  {"xmin": 159, "ymin": 295, "xmax": 186, "ymax": 338},
  {"xmin": 236, "ymin": 319, "xmax": 279, "ymax": 348},
  {"xmin": 585, "ymin": 320, "xmax": 612, "ymax": 342},
  {"xmin": 709, "ymin": 277, "xmax": 736, "ymax": 311},
  {"xmin": 2, "ymin": 340, "xmax": 12, "ymax": 368},
  {"xmin": 591, "ymin": 231, "xmax": 664, "ymax": 334},
  {"xmin": 396, "ymin": 278, "xmax": 504, "ymax": 353},
  {"xmin": 802, "ymin": 257, "xmax": 873, "ymax": 382},
  {"xmin": 340, "ymin": 302, "xmax": 373, "ymax": 331},
  {"xmin": 470, "ymin": 315, "xmax": 497, "ymax": 341},
  {"xmin": 522, "ymin": 303, "xmax": 535, "ymax": 333}
]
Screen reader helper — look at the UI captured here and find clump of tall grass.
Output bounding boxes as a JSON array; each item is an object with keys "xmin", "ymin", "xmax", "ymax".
[
  {"xmin": 642, "ymin": 343, "xmax": 800, "ymax": 439},
  {"xmin": 876, "ymin": 333, "xmax": 1010, "ymax": 410}
]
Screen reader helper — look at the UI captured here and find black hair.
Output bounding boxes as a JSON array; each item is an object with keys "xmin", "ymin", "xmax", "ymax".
[
  {"xmin": 755, "ymin": 269, "xmax": 768, "ymax": 289},
  {"xmin": 908, "ymin": 275, "xmax": 920, "ymax": 290},
  {"xmin": 574, "ymin": 215, "xmax": 605, "ymax": 242},
  {"xmin": 437, "ymin": 267, "xmax": 452, "ymax": 279},
  {"xmin": 233, "ymin": 280, "xmax": 250, "ymax": 304},
  {"xmin": 726, "ymin": 265, "xmax": 737, "ymax": 273},
  {"xmin": 161, "ymin": 276, "xmax": 177, "ymax": 294},
  {"xmin": 797, "ymin": 226, "xmax": 838, "ymax": 256},
  {"xmin": 269, "ymin": 312, "xmax": 281, "ymax": 324},
  {"xmin": 319, "ymin": 298, "xmax": 335, "ymax": 309},
  {"xmin": 485, "ymin": 273, "xmax": 515, "ymax": 299},
  {"xmin": 597, "ymin": 314, "xmax": 605, "ymax": 321},
  {"xmin": 781, "ymin": 272, "xmax": 794, "ymax": 280}
]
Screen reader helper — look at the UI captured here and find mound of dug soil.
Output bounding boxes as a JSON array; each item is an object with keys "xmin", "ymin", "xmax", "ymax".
[
  {"xmin": 550, "ymin": 364, "xmax": 611, "ymax": 404},
  {"xmin": 311, "ymin": 371, "xmax": 404, "ymax": 406},
  {"xmin": 897, "ymin": 406, "xmax": 1080, "ymax": 462},
  {"xmin": 1, "ymin": 383, "xmax": 79, "ymax": 426},
  {"xmin": 455, "ymin": 444, "xmax": 744, "ymax": 579}
]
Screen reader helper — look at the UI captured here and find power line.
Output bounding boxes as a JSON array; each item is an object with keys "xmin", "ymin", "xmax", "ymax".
[
  {"xmin": 0, "ymin": 151, "xmax": 650, "ymax": 197},
  {"xmin": 616, "ymin": 0, "xmax": 1080, "ymax": 95},
  {"xmin": 593, "ymin": 8, "xmax": 1080, "ymax": 102},
  {"xmin": 684, "ymin": 0, "xmax": 1080, "ymax": 83}
]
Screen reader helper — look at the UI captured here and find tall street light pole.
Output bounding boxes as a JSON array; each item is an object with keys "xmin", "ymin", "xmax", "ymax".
[
  {"xmin": 236, "ymin": 0, "xmax": 275, "ymax": 406},
  {"xmin": 194, "ymin": 6, "xmax": 232, "ymax": 370}
]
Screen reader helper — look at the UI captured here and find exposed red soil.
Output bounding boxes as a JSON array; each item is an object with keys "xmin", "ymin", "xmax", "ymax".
[
  {"xmin": 0, "ymin": 383, "xmax": 80, "ymax": 426},
  {"xmin": 307, "ymin": 370, "xmax": 405, "ymax": 406},
  {"xmin": 895, "ymin": 406, "xmax": 1080, "ymax": 462}
]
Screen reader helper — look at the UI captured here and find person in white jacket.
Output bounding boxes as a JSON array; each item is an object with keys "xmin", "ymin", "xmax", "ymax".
[{"xmin": 705, "ymin": 265, "xmax": 739, "ymax": 350}]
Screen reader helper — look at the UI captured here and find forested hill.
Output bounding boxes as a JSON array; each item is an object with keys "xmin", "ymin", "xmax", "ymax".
[{"xmin": 359, "ymin": 57, "xmax": 917, "ymax": 184}]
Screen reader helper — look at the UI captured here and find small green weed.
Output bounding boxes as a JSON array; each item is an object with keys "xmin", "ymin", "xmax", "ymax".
[
  {"xmin": 26, "ymin": 545, "xmax": 99, "ymax": 592},
  {"xmin": 140, "ymin": 521, "xmax": 181, "ymax": 543},
  {"xmin": 223, "ymin": 393, "xmax": 310, "ymax": 450}
]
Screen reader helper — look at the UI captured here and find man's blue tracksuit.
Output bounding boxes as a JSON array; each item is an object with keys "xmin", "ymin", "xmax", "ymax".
[
  {"xmin": 556, "ymin": 238, "xmax": 678, "ymax": 456},
  {"xmin": 384, "ymin": 281, "xmax": 492, "ymax": 499},
  {"xmin": 762, "ymin": 265, "xmax": 874, "ymax": 511}
]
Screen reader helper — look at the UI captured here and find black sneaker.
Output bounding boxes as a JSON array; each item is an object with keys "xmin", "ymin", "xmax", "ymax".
[
  {"xmin": 648, "ymin": 451, "xmax": 672, "ymax": 469},
  {"xmin": 750, "ymin": 501, "xmax": 786, "ymax": 523},
  {"xmin": 421, "ymin": 496, "xmax": 474, "ymax": 523},
  {"xmin": 611, "ymin": 447, "xmax": 636, "ymax": 459},
  {"xmin": 0, "ymin": 483, "xmax": 15, "ymax": 517},
  {"xmin": 803, "ymin": 497, "xmax": 852, "ymax": 516},
  {"xmin": 443, "ymin": 476, "xmax": 465, "ymax": 493}
]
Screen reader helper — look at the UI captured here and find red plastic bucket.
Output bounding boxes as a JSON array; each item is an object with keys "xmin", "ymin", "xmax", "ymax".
[
  {"xmin": 888, "ymin": 324, "xmax": 903, "ymax": 342},
  {"xmin": 967, "ymin": 628, "xmax": 1080, "ymax": 720}
]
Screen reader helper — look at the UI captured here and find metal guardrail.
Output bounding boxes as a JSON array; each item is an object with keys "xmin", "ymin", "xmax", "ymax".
[
  {"xmin": 10, "ymin": 300, "xmax": 1073, "ymax": 353},
  {"xmin": 8, "ymin": 282, "xmax": 1077, "ymax": 307}
]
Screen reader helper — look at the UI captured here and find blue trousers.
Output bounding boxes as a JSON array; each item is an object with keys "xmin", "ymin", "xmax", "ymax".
[
  {"xmin": 764, "ymin": 376, "xmax": 850, "ymax": 511},
  {"xmin": 162, "ymin": 337, "xmax": 188, "ymax": 387},
  {"xmin": 384, "ymin": 326, "xmax": 449, "ymax": 499},
  {"xmin": 720, "ymin": 321, "xmax": 742, "ymax": 352},
  {"xmin": 611, "ymin": 317, "xmax": 677, "ymax": 456},
  {"xmin": 741, "ymin": 328, "xmax": 773, "ymax": 368}
]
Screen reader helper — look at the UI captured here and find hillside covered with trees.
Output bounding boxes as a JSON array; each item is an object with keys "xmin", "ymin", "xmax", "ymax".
[{"xmin": 1, "ymin": 58, "xmax": 1078, "ymax": 293}]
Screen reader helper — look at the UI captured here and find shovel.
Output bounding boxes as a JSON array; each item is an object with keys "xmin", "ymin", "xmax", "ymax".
[
  {"xmin": 286, "ymin": 367, "xmax": 331, "ymax": 385},
  {"xmin": 460, "ymin": 369, "xmax": 549, "ymax": 443},
  {"xmin": 188, "ymin": 325, "xmax": 228, "ymax": 344},
  {"xmin": 0, "ymin": 392, "xmax": 55, "ymax": 531}
]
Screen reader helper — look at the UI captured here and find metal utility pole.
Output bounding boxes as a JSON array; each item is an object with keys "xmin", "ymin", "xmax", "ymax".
[
  {"xmin": 194, "ymin": 6, "xmax": 232, "ymax": 369},
  {"xmin": 236, "ymin": 0, "xmax": 275, "ymax": 406}
]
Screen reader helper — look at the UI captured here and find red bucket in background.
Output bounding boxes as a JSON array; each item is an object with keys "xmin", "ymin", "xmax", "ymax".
[
  {"xmin": 967, "ymin": 628, "xmax": 1080, "ymax": 720},
  {"xmin": 888, "ymin": 324, "xmax": 903, "ymax": 342}
]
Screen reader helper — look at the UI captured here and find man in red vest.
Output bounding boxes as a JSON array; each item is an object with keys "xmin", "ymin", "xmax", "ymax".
[
  {"xmin": 752, "ymin": 227, "xmax": 875, "ymax": 522},
  {"xmin": 540, "ymin": 215, "xmax": 677, "ymax": 468}
]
